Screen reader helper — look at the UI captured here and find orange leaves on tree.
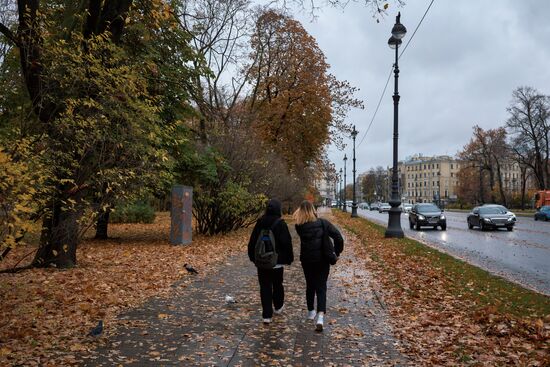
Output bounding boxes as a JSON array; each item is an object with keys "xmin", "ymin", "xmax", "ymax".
[{"xmin": 247, "ymin": 10, "xmax": 332, "ymax": 170}]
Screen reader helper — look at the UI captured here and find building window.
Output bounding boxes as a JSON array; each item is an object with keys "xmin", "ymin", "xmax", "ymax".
[{"xmin": 451, "ymin": 164, "xmax": 454, "ymax": 169}]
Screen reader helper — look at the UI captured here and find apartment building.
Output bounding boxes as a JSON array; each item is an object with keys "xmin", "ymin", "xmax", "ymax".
[
  {"xmin": 314, "ymin": 174, "xmax": 336, "ymax": 205},
  {"xmin": 399, "ymin": 154, "xmax": 461, "ymax": 204},
  {"xmin": 500, "ymin": 162, "xmax": 522, "ymax": 193}
]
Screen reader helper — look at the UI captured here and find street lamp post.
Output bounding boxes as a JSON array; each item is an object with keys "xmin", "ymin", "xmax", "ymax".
[
  {"xmin": 336, "ymin": 173, "xmax": 340, "ymax": 208},
  {"xmin": 339, "ymin": 168, "xmax": 343, "ymax": 210},
  {"xmin": 351, "ymin": 126, "xmax": 359, "ymax": 218},
  {"xmin": 343, "ymin": 155, "xmax": 348, "ymax": 212},
  {"xmin": 385, "ymin": 12, "xmax": 407, "ymax": 239}
]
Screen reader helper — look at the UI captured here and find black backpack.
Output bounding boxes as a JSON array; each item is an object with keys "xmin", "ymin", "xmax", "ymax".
[
  {"xmin": 321, "ymin": 219, "xmax": 338, "ymax": 265},
  {"xmin": 254, "ymin": 218, "xmax": 282, "ymax": 269}
]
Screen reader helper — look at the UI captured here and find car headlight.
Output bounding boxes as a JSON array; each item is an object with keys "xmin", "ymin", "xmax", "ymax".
[
  {"xmin": 440, "ymin": 215, "xmax": 445, "ymax": 220},
  {"xmin": 483, "ymin": 218, "xmax": 492, "ymax": 222},
  {"xmin": 507, "ymin": 216, "xmax": 516, "ymax": 221},
  {"xmin": 418, "ymin": 215, "xmax": 425, "ymax": 220}
]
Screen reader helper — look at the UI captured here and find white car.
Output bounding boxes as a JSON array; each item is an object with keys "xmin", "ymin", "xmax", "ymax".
[
  {"xmin": 401, "ymin": 203, "xmax": 413, "ymax": 213},
  {"xmin": 378, "ymin": 203, "xmax": 391, "ymax": 213}
]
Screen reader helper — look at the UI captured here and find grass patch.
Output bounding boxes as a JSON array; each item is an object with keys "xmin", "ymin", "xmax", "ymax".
[{"xmin": 336, "ymin": 211, "xmax": 549, "ymax": 319}]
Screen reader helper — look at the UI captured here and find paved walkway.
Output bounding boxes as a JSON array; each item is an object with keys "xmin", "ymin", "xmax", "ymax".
[{"xmin": 83, "ymin": 212, "xmax": 408, "ymax": 366}]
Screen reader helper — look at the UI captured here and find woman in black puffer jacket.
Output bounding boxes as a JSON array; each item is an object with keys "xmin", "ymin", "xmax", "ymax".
[
  {"xmin": 248, "ymin": 199, "xmax": 294, "ymax": 324},
  {"xmin": 294, "ymin": 200, "xmax": 343, "ymax": 331}
]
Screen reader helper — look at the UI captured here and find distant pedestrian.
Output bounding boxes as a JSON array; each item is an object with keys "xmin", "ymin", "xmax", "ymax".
[
  {"xmin": 294, "ymin": 200, "xmax": 343, "ymax": 331},
  {"xmin": 248, "ymin": 199, "xmax": 294, "ymax": 324}
]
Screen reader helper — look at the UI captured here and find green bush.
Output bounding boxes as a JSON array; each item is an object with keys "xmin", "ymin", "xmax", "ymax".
[{"xmin": 110, "ymin": 201, "xmax": 156, "ymax": 224}]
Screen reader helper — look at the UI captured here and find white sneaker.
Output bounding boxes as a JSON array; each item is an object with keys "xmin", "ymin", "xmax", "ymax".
[
  {"xmin": 274, "ymin": 305, "xmax": 284, "ymax": 315},
  {"xmin": 315, "ymin": 313, "xmax": 324, "ymax": 331},
  {"xmin": 306, "ymin": 310, "xmax": 316, "ymax": 320},
  {"xmin": 263, "ymin": 318, "xmax": 272, "ymax": 324}
]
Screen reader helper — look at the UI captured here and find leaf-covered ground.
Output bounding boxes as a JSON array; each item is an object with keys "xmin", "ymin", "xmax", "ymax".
[
  {"xmin": 3, "ymin": 209, "xmax": 547, "ymax": 366},
  {"xmin": 80, "ymin": 209, "xmax": 408, "ymax": 366},
  {"xmin": 333, "ymin": 211, "xmax": 550, "ymax": 366},
  {"xmin": 0, "ymin": 213, "xmax": 249, "ymax": 366}
]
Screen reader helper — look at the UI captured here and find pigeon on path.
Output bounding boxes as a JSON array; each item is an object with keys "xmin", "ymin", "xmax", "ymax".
[
  {"xmin": 184, "ymin": 263, "xmax": 198, "ymax": 274},
  {"xmin": 88, "ymin": 320, "xmax": 103, "ymax": 337}
]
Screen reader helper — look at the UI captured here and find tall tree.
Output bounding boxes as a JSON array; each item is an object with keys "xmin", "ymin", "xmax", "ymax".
[
  {"xmin": 506, "ymin": 86, "xmax": 550, "ymax": 190},
  {"xmin": 247, "ymin": 10, "xmax": 362, "ymax": 170},
  {"xmin": 177, "ymin": 0, "xmax": 252, "ymax": 140},
  {"xmin": 458, "ymin": 126, "xmax": 510, "ymax": 206},
  {"xmin": 0, "ymin": 0, "xmax": 197, "ymax": 268}
]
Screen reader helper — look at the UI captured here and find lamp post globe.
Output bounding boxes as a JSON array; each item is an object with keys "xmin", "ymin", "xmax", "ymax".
[
  {"xmin": 391, "ymin": 12, "xmax": 407, "ymax": 39},
  {"xmin": 387, "ymin": 36, "xmax": 402, "ymax": 49},
  {"xmin": 385, "ymin": 12, "xmax": 406, "ymax": 239}
]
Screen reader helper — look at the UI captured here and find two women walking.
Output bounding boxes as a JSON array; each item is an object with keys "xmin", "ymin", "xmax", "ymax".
[{"xmin": 248, "ymin": 199, "xmax": 344, "ymax": 331}]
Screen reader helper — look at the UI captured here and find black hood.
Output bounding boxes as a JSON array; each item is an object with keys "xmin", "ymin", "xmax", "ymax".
[{"xmin": 265, "ymin": 199, "xmax": 282, "ymax": 217}]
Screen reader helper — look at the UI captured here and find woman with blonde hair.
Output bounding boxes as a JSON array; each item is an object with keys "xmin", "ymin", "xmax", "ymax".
[{"xmin": 294, "ymin": 200, "xmax": 343, "ymax": 331}]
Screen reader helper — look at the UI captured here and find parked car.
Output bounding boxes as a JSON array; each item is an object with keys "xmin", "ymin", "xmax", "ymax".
[
  {"xmin": 409, "ymin": 203, "xmax": 446, "ymax": 230},
  {"xmin": 369, "ymin": 202, "xmax": 380, "ymax": 211},
  {"xmin": 534, "ymin": 205, "xmax": 550, "ymax": 221},
  {"xmin": 401, "ymin": 203, "xmax": 413, "ymax": 213},
  {"xmin": 378, "ymin": 203, "xmax": 391, "ymax": 213},
  {"xmin": 467, "ymin": 205, "xmax": 516, "ymax": 231},
  {"xmin": 358, "ymin": 202, "xmax": 369, "ymax": 209}
]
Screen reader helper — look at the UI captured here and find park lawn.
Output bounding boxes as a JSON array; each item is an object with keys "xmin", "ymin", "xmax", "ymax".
[
  {"xmin": 333, "ymin": 210, "xmax": 549, "ymax": 366},
  {"xmin": 0, "ymin": 213, "xmax": 249, "ymax": 366}
]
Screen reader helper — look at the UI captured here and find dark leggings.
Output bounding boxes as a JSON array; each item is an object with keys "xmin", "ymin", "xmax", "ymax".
[
  {"xmin": 301, "ymin": 261, "xmax": 330, "ymax": 313},
  {"xmin": 257, "ymin": 267, "xmax": 285, "ymax": 318}
]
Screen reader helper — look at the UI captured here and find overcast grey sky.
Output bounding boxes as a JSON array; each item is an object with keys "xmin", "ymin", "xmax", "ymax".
[{"xmin": 288, "ymin": 1, "xmax": 550, "ymax": 174}]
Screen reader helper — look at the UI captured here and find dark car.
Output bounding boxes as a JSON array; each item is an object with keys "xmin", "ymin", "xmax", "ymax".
[
  {"xmin": 467, "ymin": 205, "xmax": 516, "ymax": 231},
  {"xmin": 534, "ymin": 205, "xmax": 550, "ymax": 221},
  {"xmin": 409, "ymin": 203, "xmax": 446, "ymax": 231}
]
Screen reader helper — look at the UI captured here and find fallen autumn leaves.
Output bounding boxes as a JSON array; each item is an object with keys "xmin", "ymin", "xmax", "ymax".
[
  {"xmin": 0, "ymin": 212, "xmax": 249, "ymax": 366},
  {"xmin": 333, "ymin": 211, "xmax": 549, "ymax": 366},
  {"xmin": 1, "ymin": 209, "xmax": 548, "ymax": 366}
]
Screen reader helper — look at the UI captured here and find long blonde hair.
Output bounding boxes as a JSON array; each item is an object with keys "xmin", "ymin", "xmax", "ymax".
[{"xmin": 293, "ymin": 200, "xmax": 318, "ymax": 225}]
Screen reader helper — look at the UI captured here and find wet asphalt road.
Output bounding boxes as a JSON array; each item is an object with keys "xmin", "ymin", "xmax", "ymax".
[{"xmin": 356, "ymin": 208, "xmax": 550, "ymax": 295}]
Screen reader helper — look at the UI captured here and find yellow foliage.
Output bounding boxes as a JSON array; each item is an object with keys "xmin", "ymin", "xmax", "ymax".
[{"xmin": 0, "ymin": 145, "xmax": 46, "ymax": 252}]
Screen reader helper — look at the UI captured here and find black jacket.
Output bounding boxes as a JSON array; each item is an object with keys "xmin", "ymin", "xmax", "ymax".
[
  {"xmin": 248, "ymin": 200, "xmax": 294, "ymax": 265},
  {"xmin": 295, "ymin": 218, "xmax": 344, "ymax": 263}
]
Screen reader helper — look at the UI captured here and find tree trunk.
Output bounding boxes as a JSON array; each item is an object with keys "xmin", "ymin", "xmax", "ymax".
[
  {"xmin": 32, "ymin": 200, "xmax": 80, "ymax": 268},
  {"xmin": 199, "ymin": 118, "xmax": 207, "ymax": 144},
  {"xmin": 94, "ymin": 207, "xmax": 111, "ymax": 240},
  {"xmin": 488, "ymin": 167, "xmax": 496, "ymax": 203},
  {"xmin": 520, "ymin": 166, "xmax": 527, "ymax": 210},
  {"xmin": 479, "ymin": 165, "xmax": 484, "ymax": 204},
  {"xmin": 495, "ymin": 160, "xmax": 507, "ymax": 207}
]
